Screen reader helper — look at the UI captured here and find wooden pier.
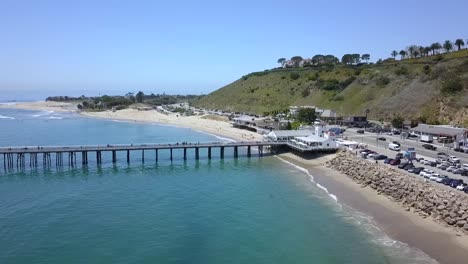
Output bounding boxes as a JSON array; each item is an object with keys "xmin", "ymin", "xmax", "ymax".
[{"xmin": 0, "ymin": 141, "xmax": 285, "ymax": 172}]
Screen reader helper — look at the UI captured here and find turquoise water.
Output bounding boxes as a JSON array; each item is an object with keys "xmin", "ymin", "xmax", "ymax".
[{"xmin": 0, "ymin": 108, "xmax": 436, "ymax": 263}]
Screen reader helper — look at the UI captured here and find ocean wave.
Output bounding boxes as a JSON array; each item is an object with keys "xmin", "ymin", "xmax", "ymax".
[
  {"xmin": 275, "ymin": 156, "xmax": 340, "ymax": 204},
  {"xmin": 0, "ymin": 102, "xmax": 17, "ymax": 105},
  {"xmin": 0, "ymin": 115, "xmax": 15, "ymax": 119},
  {"xmin": 193, "ymin": 130, "xmax": 236, "ymax": 142},
  {"xmin": 32, "ymin": 110, "xmax": 54, "ymax": 117},
  {"xmin": 48, "ymin": 116, "xmax": 63, "ymax": 120}
]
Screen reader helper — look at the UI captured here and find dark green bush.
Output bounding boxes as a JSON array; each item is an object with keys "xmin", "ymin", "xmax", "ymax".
[
  {"xmin": 395, "ymin": 67, "xmax": 408, "ymax": 75},
  {"xmin": 290, "ymin": 72, "xmax": 300, "ymax": 80},
  {"xmin": 441, "ymin": 78, "xmax": 464, "ymax": 94},
  {"xmin": 376, "ymin": 76, "xmax": 390, "ymax": 86}
]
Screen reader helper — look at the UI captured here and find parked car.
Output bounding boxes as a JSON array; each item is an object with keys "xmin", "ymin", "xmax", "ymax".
[
  {"xmin": 453, "ymin": 168, "xmax": 465, "ymax": 174},
  {"xmin": 378, "ymin": 137, "xmax": 386, "ymax": 141},
  {"xmin": 450, "ymin": 179, "xmax": 463, "ymax": 188},
  {"xmin": 412, "ymin": 167, "xmax": 424, "ymax": 174},
  {"xmin": 398, "ymin": 162, "xmax": 409, "ymax": 169},
  {"xmin": 461, "ymin": 170, "xmax": 468, "ymax": 176},
  {"xmin": 395, "ymin": 153, "xmax": 403, "ymax": 159},
  {"xmin": 436, "ymin": 175, "xmax": 448, "ymax": 183},
  {"xmin": 454, "ymin": 148, "xmax": 464, "ymax": 152},
  {"xmin": 389, "ymin": 159, "xmax": 401, "ymax": 166},
  {"xmin": 357, "ymin": 130, "xmax": 365, "ymax": 134},
  {"xmin": 442, "ymin": 177, "xmax": 453, "ymax": 185},
  {"xmin": 464, "ymin": 186, "xmax": 468, "ymax": 193},
  {"xmin": 392, "ymin": 141, "xmax": 401, "ymax": 146},
  {"xmin": 456, "ymin": 183, "xmax": 467, "ymax": 191},
  {"xmin": 422, "ymin": 144, "xmax": 437, "ymax": 151},
  {"xmin": 446, "ymin": 166, "xmax": 458, "ymax": 173},
  {"xmin": 437, "ymin": 164, "xmax": 448, "ymax": 170},
  {"xmin": 429, "ymin": 173, "xmax": 441, "ymax": 181},
  {"xmin": 419, "ymin": 169, "xmax": 434, "ymax": 178},
  {"xmin": 448, "ymin": 156, "xmax": 460, "ymax": 163},
  {"xmin": 373, "ymin": 154, "xmax": 388, "ymax": 160}
]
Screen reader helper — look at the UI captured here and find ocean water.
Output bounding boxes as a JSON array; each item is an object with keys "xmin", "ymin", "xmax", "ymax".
[{"xmin": 0, "ymin": 108, "xmax": 437, "ymax": 264}]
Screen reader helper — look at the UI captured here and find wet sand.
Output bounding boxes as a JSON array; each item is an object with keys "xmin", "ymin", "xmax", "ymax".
[{"xmin": 278, "ymin": 153, "xmax": 468, "ymax": 264}]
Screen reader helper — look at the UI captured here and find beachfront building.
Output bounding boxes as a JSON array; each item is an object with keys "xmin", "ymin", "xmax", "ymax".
[
  {"xmin": 410, "ymin": 124, "xmax": 468, "ymax": 146},
  {"xmin": 291, "ymin": 133, "xmax": 338, "ymax": 151},
  {"xmin": 264, "ymin": 130, "xmax": 312, "ymax": 142}
]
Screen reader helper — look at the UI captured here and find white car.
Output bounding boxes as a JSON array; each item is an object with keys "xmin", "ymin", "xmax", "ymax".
[
  {"xmin": 422, "ymin": 159, "xmax": 434, "ymax": 165},
  {"xmin": 435, "ymin": 176, "xmax": 447, "ymax": 183},
  {"xmin": 429, "ymin": 173, "xmax": 440, "ymax": 181},
  {"xmin": 449, "ymin": 156, "xmax": 460, "ymax": 163},
  {"xmin": 419, "ymin": 169, "xmax": 434, "ymax": 178},
  {"xmin": 446, "ymin": 166, "xmax": 458, "ymax": 172},
  {"xmin": 456, "ymin": 184, "xmax": 466, "ymax": 191}
]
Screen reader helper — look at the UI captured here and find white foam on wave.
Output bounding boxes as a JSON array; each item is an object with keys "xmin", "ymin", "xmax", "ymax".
[
  {"xmin": 275, "ymin": 156, "xmax": 339, "ymax": 203},
  {"xmin": 32, "ymin": 110, "xmax": 54, "ymax": 117},
  {"xmin": 0, "ymin": 115, "xmax": 15, "ymax": 119},
  {"xmin": 0, "ymin": 102, "xmax": 17, "ymax": 105},
  {"xmin": 48, "ymin": 116, "xmax": 63, "ymax": 120},
  {"xmin": 193, "ymin": 130, "xmax": 236, "ymax": 142}
]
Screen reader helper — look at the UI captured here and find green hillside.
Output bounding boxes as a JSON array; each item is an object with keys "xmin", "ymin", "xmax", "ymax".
[{"xmin": 192, "ymin": 50, "xmax": 468, "ymax": 126}]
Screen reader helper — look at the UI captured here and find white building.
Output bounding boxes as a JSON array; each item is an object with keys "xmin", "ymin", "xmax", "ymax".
[
  {"xmin": 264, "ymin": 130, "xmax": 312, "ymax": 142},
  {"xmin": 291, "ymin": 132, "xmax": 337, "ymax": 151}
]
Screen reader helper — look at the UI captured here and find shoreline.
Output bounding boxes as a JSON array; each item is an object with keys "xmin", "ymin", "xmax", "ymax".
[
  {"xmin": 277, "ymin": 153, "xmax": 468, "ymax": 264},
  {"xmin": 3, "ymin": 101, "xmax": 468, "ymax": 263}
]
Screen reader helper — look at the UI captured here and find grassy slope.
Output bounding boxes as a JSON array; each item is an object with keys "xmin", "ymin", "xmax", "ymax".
[{"xmin": 193, "ymin": 50, "xmax": 468, "ymax": 126}]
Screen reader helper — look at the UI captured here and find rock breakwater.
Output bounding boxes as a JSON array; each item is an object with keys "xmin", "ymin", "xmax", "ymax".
[{"xmin": 326, "ymin": 151, "xmax": 468, "ymax": 234}]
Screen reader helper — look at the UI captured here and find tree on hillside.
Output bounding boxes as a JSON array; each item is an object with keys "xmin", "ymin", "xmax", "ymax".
[
  {"xmin": 341, "ymin": 54, "xmax": 353, "ymax": 65},
  {"xmin": 324, "ymin": 55, "xmax": 339, "ymax": 64},
  {"xmin": 443, "ymin": 40, "xmax": 453, "ymax": 53},
  {"xmin": 296, "ymin": 108, "xmax": 316, "ymax": 125},
  {"xmin": 424, "ymin": 47, "xmax": 431, "ymax": 57},
  {"xmin": 277, "ymin": 58, "xmax": 286, "ymax": 67},
  {"xmin": 351, "ymin": 54, "xmax": 361, "ymax": 64},
  {"xmin": 391, "ymin": 116, "xmax": 404, "ymax": 129},
  {"xmin": 399, "ymin": 50, "xmax": 407, "ymax": 60},
  {"xmin": 291, "ymin": 56, "xmax": 303, "ymax": 67},
  {"xmin": 312, "ymin": 54, "xmax": 324, "ymax": 65},
  {"xmin": 418, "ymin": 46, "xmax": 425, "ymax": 57},
  {"xmin": 136, "ymin": 91, "xmax": 145, "ymax": 103},
  {"xmin": 361, "ymin": 54, "xmax": 370, "ymax": 63},
  {"xmin": 455, "ymin": 39, "xmax": 465, "ymax": 51},
  {"xmin": 391, "ymin": 50, "xmax": 398, "ymax": 59},
  {"xmin": 408, "ymin": 46, "xmax": 416, "ymax": 58},
  {"xmin": 430, "ymin": 42, "xmax": 441, "ymax": 55}
]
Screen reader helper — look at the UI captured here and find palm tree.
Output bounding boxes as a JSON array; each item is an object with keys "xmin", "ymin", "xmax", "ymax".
[
  {"xmin": 424, "ymin": 47, "xmax": 431, "ymax": 57},
  {"xmin": 277, "ymin": 58, "xmax": 286, "ymax": 67},
  {"xmin": 418, "ymin": 46, "xmax": 425, "ymax": 57},
  {"xmin": 430, "ymin": 42, "xmax": 441, "ymax": 55},
  {"xmin": 391, "ymin": 50, "xmax": 398, "ymax": 59},
  {"xmin": 408, "ymin": 46, "xmax": 416, "ymax": 58},
  {"xmin": 361, "ymin": 54, "xmax": 370, "ymax": 63},
  {"xmin": 455, "ymin": 39, "xmax": 465, "ymax": 51},
  {"xmin": 399, "ymin": 50, "xmax": 407, "ymax": 60},
  {"xmin": 443, "ymin": 40, "xmax": 453, "ymax": 53}
]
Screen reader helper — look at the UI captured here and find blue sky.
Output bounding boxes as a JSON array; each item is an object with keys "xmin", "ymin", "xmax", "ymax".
[{"xmin": 1, "ymin": 0, "xmax": 467, "ymax": 100}]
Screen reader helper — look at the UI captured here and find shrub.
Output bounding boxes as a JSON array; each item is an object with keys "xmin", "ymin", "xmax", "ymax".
[
  {"xmin": 301, "ymin": 88, "xmax": 310, "ymax": 97},
  {"xmin": 242, "ymin": 76, "xmax": 249, "ymax": 80},
  {"xmin": 340, "ymin": 76, "xmax": 356, "ymax": 88},
  {"xmin": 290, "ymin": 72, "xmax": 300, "ymax": 80},
  {"xmin": 423, "ymin": 65, "xmax": 431, "ymax": 75},
  {"xmin": 354, "ymin": 69, "xmax": 361, "ymax": 76},
  {"xmin": 394, "ymin": 67, "xmax": 408, "ymax": 75},
  {"xmin": 441, "ymin": 78, "xmax": 464, "ymax": 94},
  {"xmin": 321, "ymin": 79, "xmax": 340, "ymax": 90},
  {"xmin": 307, "ymin": 74, "xmax": 318, "ymax": 81},
  {"xmin": 331, "ymin": 94, "xmax": 344, "ymax": 101},
  {"xmin": 281, "ymin": 75, "xmax": 286, "ymax": 79},
  {"xmin": 376, "ymin": 76, "xmax": 390, "ymax": 86}
]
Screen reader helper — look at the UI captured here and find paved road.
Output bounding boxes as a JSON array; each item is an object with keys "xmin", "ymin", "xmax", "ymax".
[{"xmin": 343, "ymin": 128, "xmax": 468, "ymax": 165}]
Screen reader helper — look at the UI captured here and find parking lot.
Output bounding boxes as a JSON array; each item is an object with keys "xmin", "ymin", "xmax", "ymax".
[{"xmin": 342, "ymin": 129, "xmax": 468, "ymax": 194}]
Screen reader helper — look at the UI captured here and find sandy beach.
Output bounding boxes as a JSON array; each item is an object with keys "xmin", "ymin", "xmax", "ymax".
[
  {"xmin": 0, "ymin": 102, "xmax": 262, "ymax": 141},
  {"xmin": 4, "ymin": 101, "xmax": 468, "ymax": 263},
  {"xmin": 278, "ymin": 152, "xmax": 468, "ymax": 264}
]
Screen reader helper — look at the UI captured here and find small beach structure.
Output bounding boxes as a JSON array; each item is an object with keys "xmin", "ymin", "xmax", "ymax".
[{"xmin": 264, "ymin": 130, "xmax": 312, "ymax": 142}]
